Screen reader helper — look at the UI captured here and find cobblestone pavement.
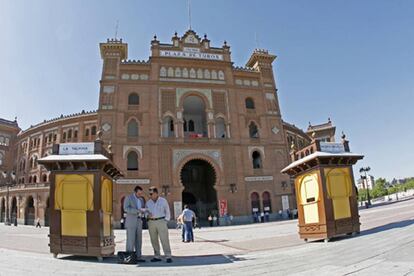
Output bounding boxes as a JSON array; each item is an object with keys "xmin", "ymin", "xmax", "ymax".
[{"xmin": 0, "ymin": 198, "xmax": 413, "ymax": 275}]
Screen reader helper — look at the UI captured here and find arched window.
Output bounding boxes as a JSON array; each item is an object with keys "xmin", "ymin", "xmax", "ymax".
[
  {"xmin": 160, "ymin": 67, "xmax": 167, "ymax": 77},
  {"xmin": 262, "ymin": 191, "xmax": 271, "ymax": 212},
  {"xmin": 28, "ymin": 176, "xmax": 32, "ymax": 183},
  {"xmin": 167, "ymin": 67, "xmax": 174, "ymax": 77},
  {"xmin": 197, "ymin": 69, "xmax": 203, "ymax": 79},
  {"xmin": 33, "ymin": 175, "xmax": 37, "ymax": 183},
  {"xmin": 0, "ymin": 153, "xmax": 3, "ymax": 166},
  {"xmin": 251, "ymin": 192, "xmax": 260, "ymax": 212},
  {"xmin": 183, "ymin": 119, "xmax": 187, "ymax": 132},
  {"xmin": 127, "ymin": 120, "xmax": 139, "ymax": 137},
  {"xmin": 182, "ymin": 68, "xmax": 189, "ymax": 78},
  {"xmin": 245, "ymin": 98, "xmax": 255, "ymax": 109},
  {"xmin": 85, "ymin": 128, "xmax": 90, "ymax": 137},
  {"xmin": 252, "ymin": 151, "xmax": 262, "ymax": 169},
  {"xmin": 127, "ymin": 151, "xmax": 139, "ymax": 171},
  {"xmin": 249, "ymin": 122, "xmax": 259, "ymax": 138},
  {"xmin": 68, "ymin": 129, "xmax": 72, "ymax": 139},
  {"xmin": 62, "ymin": 132, "xmax": 66, "ymax": 140},
  {"xmin": 215, "ymin": 118, "xmax": 226, "ymax": 138},
  {"xmin": 218, "ymin": 70, "xmax": 225, "ymax": 80},
  {"xmin": 162, "ymin": 116, "xmax": 175, "ymax": 137},
  {"xmin": 74, "ymin": 130, "xmax": 78, "ymax": 138},
  {"xmin": 189, "ymin": 68, "xmax": 196, "ymax": 78},
  {"xmin": 91, "ymin": 126, "xmax": 97, "ymax": 136},
  {"xmin": 188, "ymin": 120, "xmax": 195, "ymax": 132},
  {"xmin": 42, "ymin": 174, "xmax": 47, "ymax": 182},
  {"xmin": 128, "ymin": 93, "xmax": 139, "ymax": 105}
]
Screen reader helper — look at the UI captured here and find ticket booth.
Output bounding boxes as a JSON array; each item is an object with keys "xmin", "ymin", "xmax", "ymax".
[
  {"xmin": 281, "ymin": 135, "xmax": 363, "ymax": 242},
  {"xmin": 38, "ymin": 138, "xmax": 122, "ymax": 261}
]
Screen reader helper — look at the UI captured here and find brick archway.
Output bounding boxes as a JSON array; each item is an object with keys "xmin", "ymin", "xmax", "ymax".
[{"xmin": 175, "ymin": 154, "xmax": 221, "ymax": 221}]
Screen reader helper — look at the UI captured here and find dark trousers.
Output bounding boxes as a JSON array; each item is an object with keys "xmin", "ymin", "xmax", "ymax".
[{"xmin": 184, "ymin": 221, "xmax": 194, "ymax": 242}]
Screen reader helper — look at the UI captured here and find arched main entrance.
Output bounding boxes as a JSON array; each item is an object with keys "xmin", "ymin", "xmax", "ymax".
[
  {"xmin": 25, "ymin": 196, "xmax": 35, "ymax": 225},
  {"xmin": 0, "ymin": 198, "xmax": 5, "ymax": 222},
  {"xmin": 180, "ymin": 159, "xmax": 217, "ymax": 221}
]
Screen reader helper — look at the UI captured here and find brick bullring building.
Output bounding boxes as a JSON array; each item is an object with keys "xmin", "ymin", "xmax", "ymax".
[{"xmin": 0, "ymin": 30, "xmax": 334, "ymax": 226}]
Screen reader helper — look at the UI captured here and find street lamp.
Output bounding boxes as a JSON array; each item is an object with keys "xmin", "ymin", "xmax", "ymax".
[
  {"xmin": 359, "ymin": 167, "xmax": 371, "ymax": 206},
  {"xmin": 229, "ymin": 183, "xmax": 237, "ymax": 194},
  {"xmin": 161, "ymin": 185, "xmax": 170, "ymax": 196}
]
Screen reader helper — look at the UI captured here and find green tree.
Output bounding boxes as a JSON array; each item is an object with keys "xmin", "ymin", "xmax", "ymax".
[{"xmin": 371, "ymin": 179, "xmax": 388, "ymax": 198}]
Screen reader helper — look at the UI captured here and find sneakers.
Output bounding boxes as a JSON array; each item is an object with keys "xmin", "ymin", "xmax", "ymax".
[{"xmin": 166, "ymin": 258, "xmax": 173, "ymax": 263}]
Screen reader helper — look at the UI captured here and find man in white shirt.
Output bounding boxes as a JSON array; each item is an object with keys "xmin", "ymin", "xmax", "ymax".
[
  {"xmin": 181, "ymin": 205, "xmax": 196, "ymax": 242},
  {"xmin": 146, "ymin": 187, "xmax": 172, "ymax": 263}
]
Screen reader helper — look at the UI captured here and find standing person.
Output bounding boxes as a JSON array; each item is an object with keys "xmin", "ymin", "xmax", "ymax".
[
  {"xmin": 177, "ymin": 214, "xmax": 185, "ymax": 242},
  {"xmin": 146, "ymin": 187, "xmax": 172, "ymax": 263},
  {"xmin": 123, "ymin": 185, "xmax": 146, "ymax": 262},
  {"xmin": 208, "ymin": 214, "xmax": 213, "ymax": 227},
  {"xmin": 35, "ymin": 217, "xmax": 41, "ymax": 228},
  {"xmin": 181, "ymin": 205, "xmax": 196, "ymax": 242},
  {"xmin": 212, "ymin": 215, "xmax": 217, "ymax": 227}
]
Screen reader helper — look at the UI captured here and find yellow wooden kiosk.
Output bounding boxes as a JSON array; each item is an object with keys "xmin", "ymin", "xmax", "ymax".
[
  {"xmin": 38, "ymin": 135, "xmax": 122, "ymax": 261},
  {"xmin": 281, "ymin": 134, "xmax": 363, "ymax": 242}
]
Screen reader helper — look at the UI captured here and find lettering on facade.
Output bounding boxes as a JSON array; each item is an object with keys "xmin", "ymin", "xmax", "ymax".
[
  {"xmin": 160, "ymin": 50, "xmax": 223, "ymax": 61},
  {"xmin": 320, "ymin": 142, "xmax": 345, "ymax": 153},
  {"xmin": 116, "ymin": 179, "xmax": 151, "ymax": 185},
  {"xmin": 245, "ymin": 176, "xmax": 274, "ymax": 182},
  {"xmin": 59, "ymin": 143, "xmax": 95, "ymax": 155}
]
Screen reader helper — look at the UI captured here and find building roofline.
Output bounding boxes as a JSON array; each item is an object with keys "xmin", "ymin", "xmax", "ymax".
[{"xmin": 19, "ymin": 110, "xmax": 97, "ymax": 135}]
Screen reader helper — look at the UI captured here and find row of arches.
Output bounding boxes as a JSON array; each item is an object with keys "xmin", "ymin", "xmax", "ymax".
[
  {"xmin": 160, "ymin": 67, "xmax": 225, "ymax": 80},
  {"xmin": 251, "ymin": 191, "xmax": 272, "ymax": 212},
  {"xmin": 124, "ymin": 94, "xmax": 260, "ymax": 139},
  {"xmin": 0, "ymin": 196, "xmax": 49, "ymax": 226}
]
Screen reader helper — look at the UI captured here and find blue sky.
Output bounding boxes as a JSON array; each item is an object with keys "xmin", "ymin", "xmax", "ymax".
[{"xmin": 0, "ymin": 0, "xmax": 413, "ymax": 180}]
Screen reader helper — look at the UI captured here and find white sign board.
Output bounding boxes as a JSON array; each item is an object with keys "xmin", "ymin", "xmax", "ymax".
[
  {"xmin": 116, "ymin": 179, "xmax": 151, "ymax": 185},
  {"xmin": 320, "ymin": 142, "xmax": 345, "ymax": 153},
  {"xmin": 174, "ymin": 201, "xmax": 182, "ymax": 219},
  {"xmin": 245, "ymin": 176, "xmax": 274, "ymax": 182},
  {"xmin": 160, "ymin": 50, "xmax": 223, "ymax": 61},
  {"xmin": 59, "ymin": 143, "xmax": 94, "ymax": 155},
  {"xmin": 282, "ymin": 195, "xmax": 290, "ymax": 210}
]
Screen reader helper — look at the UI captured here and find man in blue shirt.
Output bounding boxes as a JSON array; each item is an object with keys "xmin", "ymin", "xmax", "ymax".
[{"xmin": 181, "ymin": 205, "xmax": 196, "ymax": 242}]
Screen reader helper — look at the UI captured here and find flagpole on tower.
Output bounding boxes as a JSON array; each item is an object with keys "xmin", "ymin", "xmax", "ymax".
[
  {"xmin": 188, "ymin": 0, "xmax": 192, "ymax": 30},
  {"xmin": 115, "ymin": 20, "xmax": 119, "ymax": 39}
]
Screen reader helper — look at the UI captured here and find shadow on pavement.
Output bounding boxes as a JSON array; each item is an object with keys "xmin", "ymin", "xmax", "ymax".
[
  {"xmin": 59, "ymin": 254, "xmax": 248, "ymax": 267},
  {"xmin": 359, "ymin": 219, "xmax": 414, "ymax": 236},
  {"xmin": 307, "ymin": 219, "xmax": 414, "ymax": 244}
]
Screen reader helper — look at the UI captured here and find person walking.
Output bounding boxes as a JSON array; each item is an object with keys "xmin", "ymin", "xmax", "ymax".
[
  {"xmin": 181, "ymin": 205, "xmax": 196, "ymax": 242},
  {"xmin": 123, "ymin": 185, "xmax": 146, "ymax": 262},
  {"xmin": 176, "ymin": 213, "xmax": 185, "ymax": 242},
  {"xmin": 146, "ymin": 187, "xmax": 172, "ymax": 263}
]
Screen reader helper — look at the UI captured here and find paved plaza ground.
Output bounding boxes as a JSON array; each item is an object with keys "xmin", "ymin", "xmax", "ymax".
[{"xmin": 0, "ymin": 198, "xmax": 413, "ymax": 275}]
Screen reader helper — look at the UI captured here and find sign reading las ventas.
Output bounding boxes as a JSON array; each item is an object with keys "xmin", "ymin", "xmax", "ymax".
[{"xmin": 1, "ymin": 29, "xmax": 335, "ymax": 226}]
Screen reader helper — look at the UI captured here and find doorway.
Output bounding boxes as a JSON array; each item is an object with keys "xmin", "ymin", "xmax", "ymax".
[{"xmin": 180, "ymin": 159, "xmax": 218, "ymax": 221}]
